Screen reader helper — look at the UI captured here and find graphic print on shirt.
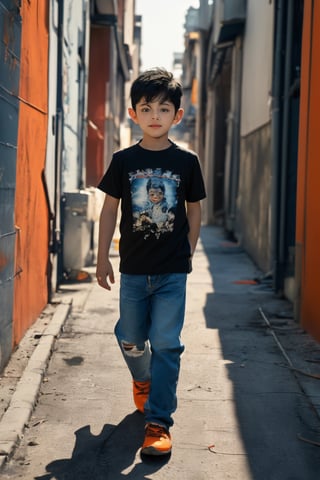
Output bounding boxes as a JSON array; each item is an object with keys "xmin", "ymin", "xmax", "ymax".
[{"xmin": 129, "ymin": 168, "xmax": 181, "ymax": 239}]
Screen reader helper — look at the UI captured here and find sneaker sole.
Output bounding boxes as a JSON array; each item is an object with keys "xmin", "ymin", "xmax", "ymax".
[{"xmin": 141, "ymin": 446, "xmax": 172, "ymax": 456}]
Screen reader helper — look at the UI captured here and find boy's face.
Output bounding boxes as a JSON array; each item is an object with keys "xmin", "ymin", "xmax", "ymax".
[{"xmin": 128, "ymin": 97, "xmax": 183, "ymax": 140}]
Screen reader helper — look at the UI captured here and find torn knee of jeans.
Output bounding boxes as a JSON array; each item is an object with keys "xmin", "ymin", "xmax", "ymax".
[{"xmin": 121, "ymin": 341, "xmax": 145, "ymax": 357}]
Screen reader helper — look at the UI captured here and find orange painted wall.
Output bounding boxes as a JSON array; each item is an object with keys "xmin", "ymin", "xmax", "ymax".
[
  {"xmin": 86, "ymin": 27, "xmax": 110, "ymax": 187},
  {"xmin": 13, "ymin": 1, "xmax": 49, "ymax": 345},
  {"xmin": 296, "ymin": 0, "xmax": 320, "ymax": 340}
]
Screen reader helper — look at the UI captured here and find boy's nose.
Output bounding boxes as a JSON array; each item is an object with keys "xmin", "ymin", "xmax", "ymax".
[{"xmin": 152, "ymin": 111, "xmax": 160, "ymax": 119}]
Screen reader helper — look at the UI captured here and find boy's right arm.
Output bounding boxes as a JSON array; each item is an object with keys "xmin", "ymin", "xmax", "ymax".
[{"xmin": 96, "ymin": 194, "xmax": 120, "ymax": 290}]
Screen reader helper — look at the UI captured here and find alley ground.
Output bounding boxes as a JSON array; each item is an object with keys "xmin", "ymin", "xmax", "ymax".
[{"xmin": 1, "ymin": 225, "xmax": 320, "ymax": 479}]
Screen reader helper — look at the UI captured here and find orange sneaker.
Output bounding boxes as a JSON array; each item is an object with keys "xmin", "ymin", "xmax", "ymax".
[
  {"xmin": 133, "ymin": 380, "xmax": 150, "ymax": 413},
  {"xmin": 141, "ymin": 423, "xmax": 172, "ymax": 456}
]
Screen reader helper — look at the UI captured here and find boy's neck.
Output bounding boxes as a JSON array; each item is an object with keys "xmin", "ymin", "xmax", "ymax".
[{"xmin": 139, "ymin": 136, "xmax": 172, "ymax": 151}]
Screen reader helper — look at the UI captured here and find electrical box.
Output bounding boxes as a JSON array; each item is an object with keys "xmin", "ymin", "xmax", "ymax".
[{"xmin": 62, "ymin": 191, "xmax": 94, "ymax": 273}]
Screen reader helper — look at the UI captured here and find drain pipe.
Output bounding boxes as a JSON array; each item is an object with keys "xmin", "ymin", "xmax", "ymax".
[
  {"xmin": 270, "ymin": 0, "xmax": 285, "ymax": 292},
  {"xmin": 278, "ymin": 1, "xmax": 294, "ymax": 289}
]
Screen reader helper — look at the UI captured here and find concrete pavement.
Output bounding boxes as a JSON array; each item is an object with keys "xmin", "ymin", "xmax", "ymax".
[{"xmin": 1, "ymin": 225, "xmax": 320, "ymax": 479}]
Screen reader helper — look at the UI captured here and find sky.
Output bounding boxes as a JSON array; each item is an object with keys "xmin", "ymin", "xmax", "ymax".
[{"xmin": 135, "ymin": 0, "xmax": 199, "ymax": 71}]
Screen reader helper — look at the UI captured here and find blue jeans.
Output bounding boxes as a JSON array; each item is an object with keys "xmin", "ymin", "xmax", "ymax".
[{"xmin": 114, "ymin": 273, "xmax": 187, "ymax": 429}]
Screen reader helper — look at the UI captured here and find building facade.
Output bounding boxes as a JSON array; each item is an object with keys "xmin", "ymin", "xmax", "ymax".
[
  {"xmin": 183, "ymin": 0, "xmax": 320, "ymax": 341},
  {"xmin": 0, "ymin": 0, "xmax": 138, "ymax": 372}
]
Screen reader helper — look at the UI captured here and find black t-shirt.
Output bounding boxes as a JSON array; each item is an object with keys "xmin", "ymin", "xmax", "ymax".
[{"xmin": 97, "ymin": 141, "xmax": 206, "ymax": 274}]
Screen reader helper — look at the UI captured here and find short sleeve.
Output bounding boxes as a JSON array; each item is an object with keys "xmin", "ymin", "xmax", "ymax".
[
  {"xmin": 186, "ymin": 155, "xmax": 206, "ymax": 202},
  {"xmin": 97, "ymin": 154, "xmax": 122, "ymax": 199}
]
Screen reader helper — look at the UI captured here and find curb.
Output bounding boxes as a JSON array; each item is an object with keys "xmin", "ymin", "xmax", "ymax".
[{"xmin": 0, "ymin": 300, "xmax": 72, "ymax": 468}]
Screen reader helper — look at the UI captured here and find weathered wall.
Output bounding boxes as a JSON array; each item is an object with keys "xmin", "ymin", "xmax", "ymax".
[
  {"xmin": 235, "ymin": 0, "xmax": 274, "ymax": 274},
  {"xmin": 240, "ymin": 0, "xmax": 274, "ymax": 136},
  {"xmin": 86, "ymin": 27, "xmax": 110, "ymax": 187},
  {"xmin": 13, "ymin": 0, "xmax": 49, "ymax": 346},
  {"xmin": 295, "ymin": 0, "xmax": 320, "ymax": 340},
  {"xmin": 0, "ymin": 0, "xmax": 21, "ymax": 370},
  {"xmin": 236, "ymin": 124, "xmax": 272, "ymax": 273}
]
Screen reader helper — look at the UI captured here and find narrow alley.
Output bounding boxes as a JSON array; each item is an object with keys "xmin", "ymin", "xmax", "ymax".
[{"xmin": 1, "ymin": 2, "xmax": 320, "ymax": 477}]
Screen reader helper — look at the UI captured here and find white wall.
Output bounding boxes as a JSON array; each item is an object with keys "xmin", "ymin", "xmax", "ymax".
[
  {"xmin": 240, "ymin": 0, "xmax": 274, "ymax": 136},
  {"xmin": 45, "ymin": 0, "xmax": 59, "ymax": 212},
  {"xmin": 62, "ymin": 0, "xmax": 90, "ymax": 192}
]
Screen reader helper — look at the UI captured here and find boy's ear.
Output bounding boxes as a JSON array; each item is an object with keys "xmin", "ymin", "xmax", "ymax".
[
  {"xmin": 128, "ymin": 107, "xmax": 138, "ymax": 124},
  {"xmin": 173, "ymin": 108, "xmax": 184, "ymax": 125}
]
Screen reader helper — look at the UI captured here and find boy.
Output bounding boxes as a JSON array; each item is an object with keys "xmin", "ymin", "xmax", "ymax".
[{"xmin": 96, "ymin": 68, "xmax": 206, "ymax": 455}]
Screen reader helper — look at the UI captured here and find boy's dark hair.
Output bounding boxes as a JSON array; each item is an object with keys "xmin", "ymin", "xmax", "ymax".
[{"xmin": 130, "ymin": 68, "xmax": 183, "ymax": 112}]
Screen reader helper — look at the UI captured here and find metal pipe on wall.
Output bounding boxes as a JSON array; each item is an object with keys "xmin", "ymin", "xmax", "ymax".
[
  {"xmin": 278, "ymin": 0, "xmax": 294, "ymax": 285},
  {"xmin": 270, "ymin": 0, "xmax": 285, "ymax": 291}
]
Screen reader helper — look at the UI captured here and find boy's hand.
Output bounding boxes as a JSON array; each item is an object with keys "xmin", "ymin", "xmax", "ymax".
[{"xmin": 96, "ymin": 259, "xmax": 115, "ymax": 290}]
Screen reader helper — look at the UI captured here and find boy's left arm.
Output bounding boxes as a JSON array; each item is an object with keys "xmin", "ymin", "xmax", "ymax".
[{"xmin": 186, "ymin": 201, "xmax": 202, "ymax": 256}]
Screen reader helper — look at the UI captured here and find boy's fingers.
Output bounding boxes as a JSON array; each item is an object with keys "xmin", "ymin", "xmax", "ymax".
[{"xmin": 97, "ymin": 274, "xmax": 113, "ymax": 290}]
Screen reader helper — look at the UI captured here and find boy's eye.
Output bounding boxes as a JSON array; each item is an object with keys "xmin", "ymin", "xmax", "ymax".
[
  {"xmin": 141, "ymin": 107, "xmax": 150, "ymax": 112},
  {"xmin": 161, "ymin": 108, "xmax": 170, "ymax": 113}
]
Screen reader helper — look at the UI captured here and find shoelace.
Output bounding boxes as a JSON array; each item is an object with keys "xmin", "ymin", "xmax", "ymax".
[
  {"xmin": 134, "ymin": 382, "xmax": 150, "ymax": 396},
  {"xmin": 137, "ymin": 386, "xmax": 149, "ymax": 396},
  {"xmin": 145, "ymin": 424, "xmax": 168, "ymax": 438}
]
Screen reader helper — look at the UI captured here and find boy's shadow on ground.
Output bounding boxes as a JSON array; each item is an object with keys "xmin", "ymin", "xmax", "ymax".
[{"xmin": 35, "ymin": 411, "xmax": 170, "ymax": 480}]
